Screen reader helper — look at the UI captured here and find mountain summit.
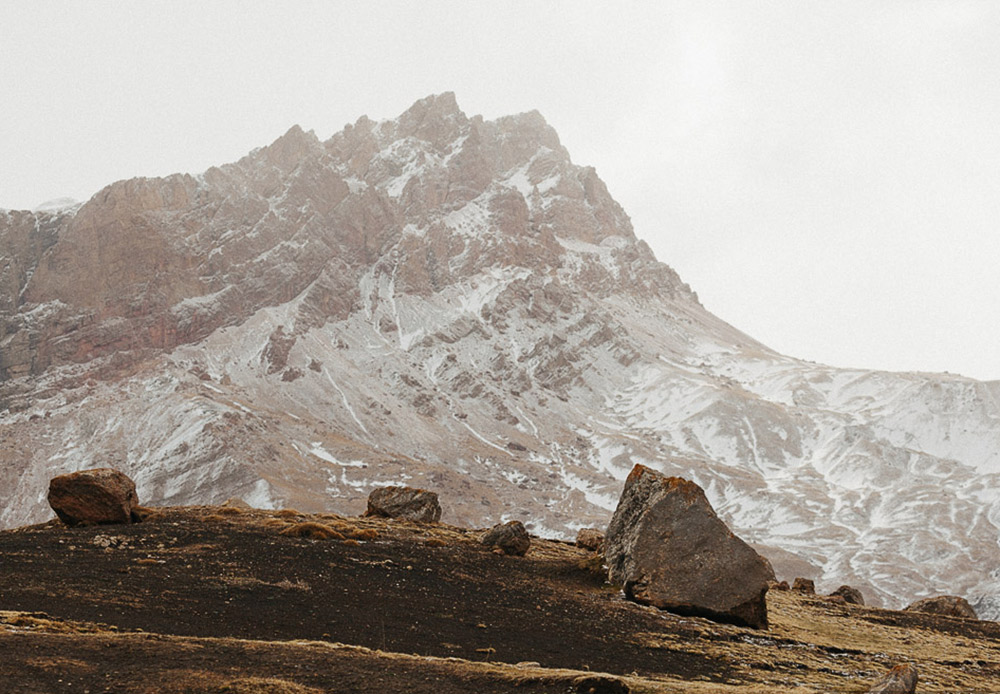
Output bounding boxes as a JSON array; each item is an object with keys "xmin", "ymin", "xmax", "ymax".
[{"xmin": 3, "ymin": 94, "xmax": 1000, "ymax": 616}]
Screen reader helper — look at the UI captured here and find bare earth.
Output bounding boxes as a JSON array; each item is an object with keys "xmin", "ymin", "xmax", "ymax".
[{"xmin": 1, "ymin": 507, "xmax": 999, "ymax": 692}]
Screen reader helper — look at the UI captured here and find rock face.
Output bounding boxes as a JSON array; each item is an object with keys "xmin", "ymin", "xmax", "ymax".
[
  {"xmin": 904, "ymin": 596, "xmax": 977, "ymax": 620},
  {"xmin": 605, "ymin": 464, "xmax": 775, "ymax": 629},
  {"xmin": 831, "ymin": 585, "xmax": 865, "ymax": 606},
  {"xmin": 364, "ymin": 486, "xmax": 441, "ymax": 522},
  {"xmin": 481, "ymin": 520, "xmax": 531, "ymax": 556},
  {"xmin": 866, "ymin": 663, "xmax": 918, "ymax": 694},
  {"xmin": 576, "ymin": 528, "xmax": 604, "ymax": 552},
  {"xmin": 47, "ymin": 468, "xmax": 140, "ymax": 526}
]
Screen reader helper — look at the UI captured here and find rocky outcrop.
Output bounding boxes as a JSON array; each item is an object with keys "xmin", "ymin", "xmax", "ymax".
[
  {"xmin": 866, "ymin": 663, "xmax": 918, "ymax": 693},
  {"xmin": 604, "ymin": 464, "xmax": 775, "ymax": 629},
  {"xmin": 831, "ymin": 585, "xmax": 865, "ymax": 606},
  {"xmin": 575, "ymin": 528, "xmax": 604, "ymax": 551},
  {"xmin": 904, "ymin": 596, "xmax": 977, "ymax": 620},
  {"xmin": 792, "ymin": 577, "xmax": 815, "ymax": 594},
  {"xmin": 481, "ymin": 520, "xmax": 530, "ymax": 556},
  {"xmin": 364, "ymin": 486, "xmax": 441, "ymax": 522},
  {"xmin": 47, "ymin": 468, "xmax": 140, "ymax": 526}
]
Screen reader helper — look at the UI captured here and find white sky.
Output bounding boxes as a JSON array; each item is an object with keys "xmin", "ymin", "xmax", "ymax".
[{"xmin": 2, "ymin": 1, "xmax": 998, "ymax": 380}]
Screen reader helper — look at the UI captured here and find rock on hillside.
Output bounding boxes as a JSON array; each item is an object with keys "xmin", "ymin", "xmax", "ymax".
[{"xmin": 3, "ymin": 93, "xmax": 1000, "ymax": 617}]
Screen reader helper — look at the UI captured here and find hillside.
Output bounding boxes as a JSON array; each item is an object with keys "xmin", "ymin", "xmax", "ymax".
[
  {"xmin": 1, "ymin": 506, "xmax": 999, "ymax": 693},
  {"xmin": 2, "ymin": 93, "xmax": 1000, "ymax": 615}
]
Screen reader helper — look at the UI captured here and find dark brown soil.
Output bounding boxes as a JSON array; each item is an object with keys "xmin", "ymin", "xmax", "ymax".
[{"xmin": 2, "ymin": 507, "xmax": 999, "ymax": 693}]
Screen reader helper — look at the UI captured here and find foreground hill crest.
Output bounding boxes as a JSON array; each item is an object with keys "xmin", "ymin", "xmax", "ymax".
[{"xmin": 2, "ymin": 94, "xmax": 1000, "ymax": 619}]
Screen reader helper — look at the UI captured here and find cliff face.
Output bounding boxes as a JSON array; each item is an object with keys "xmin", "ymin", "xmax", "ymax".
[{"xmin": 3, "ymin": 93, "xmax": 1000, "ymax": 616}]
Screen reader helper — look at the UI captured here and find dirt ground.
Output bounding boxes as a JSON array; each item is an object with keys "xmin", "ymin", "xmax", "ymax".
[{"xmin": 1, "ymin": 506, "xmax": 999, "ymax": 693}]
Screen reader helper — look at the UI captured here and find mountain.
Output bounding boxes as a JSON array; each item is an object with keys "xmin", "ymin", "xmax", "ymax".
[{"xmin": 3, "ymin": 92, "xmax": 1000, "ymax": 616}]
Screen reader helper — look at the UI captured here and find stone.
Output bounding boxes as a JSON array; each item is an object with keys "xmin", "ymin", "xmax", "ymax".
[
  {"xmin": 481, "ymin": 520, "xmax": 530, "ymax": 556},
  {"xmin": 605, "ymin": 464, "xmax": 775, "ymax": 629},
  {"xmin": 866, "ymin": 663, "xmax": 918, "ymax": 693},
  {"xmin": 904, "ymin": 595, "xmax": 977, "ymax": 619},
  {"xmin": 364, "ymin": 486, "xmax": 441, "ymax": 522},
  {"xmin": 576, "ymin": 527, "xmax": 604, "ymax": 552},
  {"xmin": 572, "ymin": 675, "xmax": 629, "ymax": 694},
  {"xmin": 792, "ymin": 577, "xmax": 815, "ymax": 594},
  {"xmin": 47, "ymin": 468, "xmax": 140, "ymax": 526},
  {"xmin": 830, "ymin": 585, "xmax": 865, "ymax": 606}
]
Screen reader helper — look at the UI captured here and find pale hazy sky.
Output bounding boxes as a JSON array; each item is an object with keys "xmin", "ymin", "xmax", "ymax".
[{"xmin": 2, "ymin": 1, "xmax": 998, "ymax": 380}]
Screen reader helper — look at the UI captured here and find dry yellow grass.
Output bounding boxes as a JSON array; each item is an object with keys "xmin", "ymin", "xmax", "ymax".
[{"xmin": 278, "ymin": 522, "xmax": 345, "ymax": 540}]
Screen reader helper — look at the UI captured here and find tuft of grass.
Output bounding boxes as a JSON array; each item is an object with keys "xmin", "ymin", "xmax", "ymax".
[
  {"xmin": 278, "ymin": 523, "xmax": 345, "ymax": 540},
  {"xmin": 276, "ymin": 509, "xmax": 303, "ymax": 519},
  {"xmin": 424, "ymin": 537, "xmax": 447, "ymax": 548},
  {"xmin": 215, "ymin": 506, "xmax": 243, "ymax": 516},
  {"xmin": 341, "ymin": 539, "xmax": 360, "ymax": 547}
]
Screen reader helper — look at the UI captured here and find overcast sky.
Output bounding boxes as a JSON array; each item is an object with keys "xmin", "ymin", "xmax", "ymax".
[{"xmin": 2, "ymin": 1, "xmax": 998, "ymax": 381}]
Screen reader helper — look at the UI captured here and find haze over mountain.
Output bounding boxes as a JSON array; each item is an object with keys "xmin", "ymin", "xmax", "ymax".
[{"xmin": 3, "ymin": 93, "xmax": 1000, "ymax": 616}]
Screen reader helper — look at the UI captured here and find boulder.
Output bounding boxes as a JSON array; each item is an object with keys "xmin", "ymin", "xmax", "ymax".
[
  {"xmin": 792, "ymin": 577, "xmax": 815, "ymax": 594},
  {"xmin": 576, "ymin": 527, "xmax": 604, "ymax": 552},
  {"xmin": 605, "ymin": 464, "xmax": 775, "ymax": 629},
  {"xmin": 47, "ymin": 468, "xmax": 140, "ymax": 526},
  {"xmin": 364, "ymin": 486, "xmax": 441, "ymax": 522},
  {"xmin": 830, "ymin": 585, "xmax": 865, "ymax": 606},
  {"xmin": 904, "ymin": 595, "xmax": 977, "ymax": 620},
  {"xmin": 481, "ymin": 520, "xmax": 530, "ymax": 556},
  {"xmin": 866, "ymin": 663, "xmax": 918, "ymax": 693},
  {"xmin": 571, "ymin": 675, "xmax": 629, "ymax": 693}
]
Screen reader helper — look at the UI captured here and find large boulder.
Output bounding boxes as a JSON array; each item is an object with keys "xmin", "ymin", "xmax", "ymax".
[
  {"xmin": 481, "ymin": 520, "xmax": 531, "ymax": 556},
  {"xmin": 866, "ymin": 663, "xmax": 918, "ymax": 693},
  {"xmin": 47, "ymin": 468, "xmax": 140, "ymax": 526},
  {"xmin": 830, "ymin": 585, "xmax": 865, "ymax": 606},
  {"xmin": 904, "ymin": 595, "xmax": 977, "ymax": 619},
  {"xmin": 364, "ymin": 486, "xmax": 441, "ymax": 522},
  {"xmin": 605, "ymin": 464, "xmax": 775, "ymax": 629}
]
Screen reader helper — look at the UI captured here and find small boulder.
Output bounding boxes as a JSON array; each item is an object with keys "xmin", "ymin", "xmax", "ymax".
[
  {"xmin": 604, "ymin": 464, "xmax": 775, "ymax": 629},
  {"xmin": 572, "ymin": 675, "xmax": 629, "ymax": 694},
  {"xmin": 481, "ymin": 520, "xmax": 530, "ymax": 556},
  {"xmin": 904, "ymin": 595, "xmax": 977, "ymax": 620},
  {"xmin": 830, "ymin": 585, "xmax": 865, "ymax": 606},
  {"xmin": 866, "ymin": 663, "xmax": 918, "ymax": 694},
  {"xmin": 576, "ymin": 527, "xmax": 604, "ymax": 552},
  {"xmin": 47, "ymin": 468, "xmax": 140, "ymax": 526},
  {"xmin": 792, "ymin": 577, "xmax": 815, "ymax": 594},
  {"xmin": 364, "ymin": 486, "xmax": 441, "ymax": 522}
]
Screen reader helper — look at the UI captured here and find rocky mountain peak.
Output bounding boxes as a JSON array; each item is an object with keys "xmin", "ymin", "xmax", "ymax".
[{"xmin": 3, "ymin": 95, "xmax": 1000, "ymax": 622}]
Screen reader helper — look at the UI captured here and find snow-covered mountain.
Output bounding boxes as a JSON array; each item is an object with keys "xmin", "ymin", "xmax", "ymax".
[{"xmin": 3, "ymin": 93, "xmax": 1000, "ymax": 616}]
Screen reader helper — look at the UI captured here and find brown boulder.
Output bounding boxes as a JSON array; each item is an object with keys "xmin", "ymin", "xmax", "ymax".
[
  {"xmin": 576, "ymin": 527, "xmax": 604, "ymax": 552},
  {"xmin": 792, "ymin": 577, "xmax": 815, "ymax": 594},
  {"xmin": 604, "ymin": 464, "xmax": 775, "ymax": 629},
  {"xmin": 364, "ymin": 486, "xmax": 441, "ymax": 522},
  {"xmin": 866, "ymin": 663, "xmax": 918, "ymax": 693},
  {"xmin": 481, "ymin": 520, "xmax": 530, "ymax": 556},
  {"xmin": 830, "ymin": 585, "xmax": 865, "ymax": 606},
  {"xmin": 47, "ymin": 468, "xmax": 140, "ymax": 526},
  {"xmin": 904, "ymin": 595, "xmax": 977, "ymax": 619}
]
